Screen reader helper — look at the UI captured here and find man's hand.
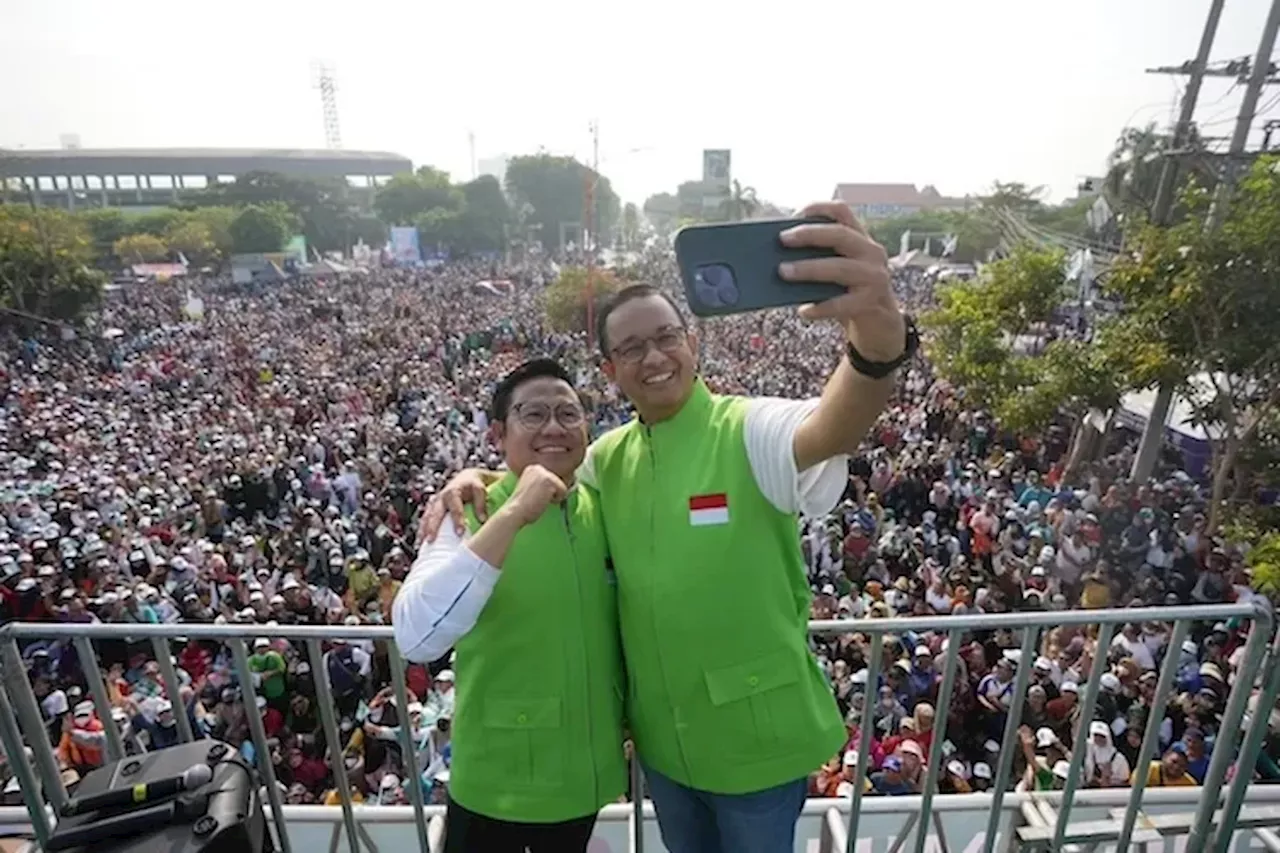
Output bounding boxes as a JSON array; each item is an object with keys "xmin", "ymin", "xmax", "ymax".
[
  {"xmin": 779, "ymin": 201, "xmax": 906, "ymax": 362},
  {"xmin": 417, "ymin": 469, "xmax": 494, "ymax": 543},
  {"xmin": 505, "ymin": 465, "xmax": 568, "ymax": 526}
]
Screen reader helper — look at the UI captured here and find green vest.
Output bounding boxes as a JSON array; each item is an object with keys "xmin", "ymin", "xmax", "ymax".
[
  {"xmin": 592, "ymin": 380, "xmax": 845, "ymax": 794},
  {"xmin": 448, "ymin": 472, "xmax": 627, "ymax": 823}
]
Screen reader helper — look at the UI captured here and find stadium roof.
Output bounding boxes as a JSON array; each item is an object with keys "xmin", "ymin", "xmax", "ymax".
[{"xmin": 0, "ymin": 148, "xmax": 413, "ymax": 179}]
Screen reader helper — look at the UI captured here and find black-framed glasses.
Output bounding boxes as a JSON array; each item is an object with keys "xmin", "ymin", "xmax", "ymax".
[
  {"xmin": 610, "ymin": 327, "xmax": 687, "ymax": 364},
  {"xmin": 511, "ymin": 401, "xmax": 586, "ymax": 431}
]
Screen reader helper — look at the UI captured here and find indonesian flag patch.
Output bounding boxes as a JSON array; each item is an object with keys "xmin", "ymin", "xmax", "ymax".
[{"xmin": 689, "ymin": 493, "xmax": 730, "ymax": 526}]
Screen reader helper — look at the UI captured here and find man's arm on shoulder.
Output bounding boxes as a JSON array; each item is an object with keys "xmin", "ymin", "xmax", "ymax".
[
  {"xmin": 391, "ymin": 524, "xmax": 502, "ymax": 663},
  {"xmin": 745, "ymin": 397, "xmax": 849, "ymax": 517}
]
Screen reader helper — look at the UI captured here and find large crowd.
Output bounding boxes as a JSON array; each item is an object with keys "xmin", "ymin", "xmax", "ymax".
[{"xmin": 0, "ymin": 242, "xmax": 1276, "ymax": 812}]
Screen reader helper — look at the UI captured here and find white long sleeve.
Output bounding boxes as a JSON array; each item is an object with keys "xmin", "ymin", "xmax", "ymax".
[{"xmin": 392, "ymin": 524, "xmax": 501, "ymax": 664}]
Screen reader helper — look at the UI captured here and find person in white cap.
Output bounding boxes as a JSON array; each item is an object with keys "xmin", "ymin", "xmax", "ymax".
[
  {"xmin": 1083, "ymin": 719, "xmax": 1130, "ymax": 787},
  {"xmin": 248, "ymin": 637, "xmax": 288, "ymax": 711},
  {"xmin": 56, "ymin": 700, "xmax": 106, "ymax": 774}
]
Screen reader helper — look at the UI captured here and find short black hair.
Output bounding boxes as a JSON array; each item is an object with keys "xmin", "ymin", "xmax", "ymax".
[
  {"xmin": 489, "ymin": 358, "xmax": 574, "ymax": 423},
  {"xmin": 595, "ymin": 283, "xmax": 687, "ymax": 359}
]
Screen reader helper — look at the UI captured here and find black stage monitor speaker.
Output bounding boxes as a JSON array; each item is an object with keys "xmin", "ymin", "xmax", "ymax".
[{"xmin": 46, "ymin": 740, "xmax": 267, "ymax": 853}]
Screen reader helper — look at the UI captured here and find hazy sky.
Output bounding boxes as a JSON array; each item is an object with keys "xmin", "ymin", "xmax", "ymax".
[{"xmin": 5, "ymin": 0, "xmax": 1277, "ymax": 207}]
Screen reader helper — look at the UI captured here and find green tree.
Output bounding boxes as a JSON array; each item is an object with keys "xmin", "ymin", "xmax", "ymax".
[
  {"xmin": 642, "ymin": 192, "xmax": 680, "ymax": 235},
  {"xmin": 542, "ymin": 266, "xmax": 624, "ymax": 333},
  {"xmin": 415, "ymin": 208, "xmax": 465, "ymax": 253},
  {"xmin": 922, "ymin": 244, "xmax": 1130, "ymax": 477},
  {"xmin": 0, "ymin": 206, "xmax": 104, "ymax": 322},
  {"xmin": 505, "ymin": 153, "xmax": 620, "ymax": 249},
  {"xmin": 187, "ymin": 206, "xmax": 237, "ymax": 260},
  {"xmin": 79, "ymin": 209, "xmax": 130, "ymax": 261},
  {"xmin": 980, "ymin": 181, "xmax": 1047, "ymax": 214},
  {"xmin": 188, "ymin": 171, "xmax": 355, "ymax": 253},
  {"xmin": 163, "ymin": 220, "xmax": 216, "ymax": 264},
  {"xmin": 228, "ymin": 203, "xmax": 296, "ymax": 254},
  {"xmin": 720, "ymin": 180, "xmax": 759, "ymax": 221},
  {"xmin": 1105, "ymin": 158, "xmax": 1280, "ymax": 531},
  {"xmin": 113, "ymin": 233, "xmax": 169, "ymax": 263},
  {"xmin": 620, "ymin": 202, "xmax": 642, "ymax": 250},
  {"xmin": 375, "ymin": 166, "xmax": 461, "ymax": 225},
  {"xmin": 1104, "ymin": 123, "xmax": 1211, "ymax": 222},
  {"xmin": 456, "ymin": 175, "xmax": 510, "ymax": 253}
]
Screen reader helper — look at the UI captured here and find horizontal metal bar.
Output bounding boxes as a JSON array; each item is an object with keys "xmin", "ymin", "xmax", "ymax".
[
  {"xmin": 808, "ymin": 601, "xmax": 1264, "ymax": 635},
  {"xmin": 1018, "ymin": 805, "xmax": 1280, "ymax": 844},
  {"xmin": 0, "ymin": 601, "xmax": 1263, "ymax": 641}
]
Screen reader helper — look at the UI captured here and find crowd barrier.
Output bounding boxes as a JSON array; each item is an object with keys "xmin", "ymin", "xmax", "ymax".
[{"xmin": 1, "ymin": 602, "xmax": 1276, "ymax": 853}]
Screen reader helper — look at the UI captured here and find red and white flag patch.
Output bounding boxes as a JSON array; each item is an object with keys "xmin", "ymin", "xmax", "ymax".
[{"xmin": 689, "ymin": 493, "xmax": 730, "ymax": 527}]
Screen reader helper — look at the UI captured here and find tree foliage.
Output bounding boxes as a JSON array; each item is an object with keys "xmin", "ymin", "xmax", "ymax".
[
  {"xmin": 1105, "ymin": 157, "xmax": 1280, "ymax": 530},
  {"xmin": 0, "ymin": 206, "xmax": 104, "ymax": 323},
  {"xmin": 505, "ymin": 154, "xmax": 619, "ymax": 249},
  {"xmin": 228, "ymin": 203, "xmax": 297, "ymax": 254},
  {"xmin": 542, "ymin": 266, "xmax": 624, "ymax": 333},
  {"xmin": 922, "ymin": 245, "xmax": 1128, "ymax": 437},
  {"xmin": 112, "ymin": 233, "xmax": 169, "ymax": 263},
  {"xmin": 374, "ymin": 168, "xmax": 509, "ymax": 256},
  {"xmin": 375, "ymin": 167, "xmax": 461, "ymax": 225},
  {"xmin": 186, "ymin": 171, "xmax": 357, "ymax": 253}
]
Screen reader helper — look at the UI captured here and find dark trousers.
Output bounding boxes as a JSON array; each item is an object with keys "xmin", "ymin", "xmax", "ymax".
[{"xmin": 444, "ymin": 797, "xmax": 597, "ymax": 853}]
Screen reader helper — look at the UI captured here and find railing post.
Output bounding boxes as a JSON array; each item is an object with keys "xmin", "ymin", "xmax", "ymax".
[
  {"xmin": 387, "ymin": 644, "xmax": 432, "ymax": 853},
  {"xmin": 1051, "ymin": 621, "xmax": 1115, "ymax": 850},
  {"xmin": 305, "ymin": 639, "xmax": 364, "ymax": 853},
  {"xmin": 151, "ymin": 635, "xmax": 194, "ymax": 743},
  {"xmin": 1189, "ymin": 607, "xmax": 1274, "ymax": 851},
  {"xmin": 1210, "ymin": 606, "xmax": 1279, "ymax": 853},
  {"xmin": 0, "ymin": 673, "xmax": 54, "ymax": 847},
  {"xmin": 630, "ymin": 755, "xmax": 645, "ymax": 853},
  {"xmin": 982, "ymin": 627, "xmax": 1039, "ymax": 853},
  {"xmin": 1115, "ymin": 620, "xmax": 1190, "ymax": 852},
  {"xmin": 846, "ymin": 630, "xmax": 883, "ymax": 849},
  {"xmin": 1219, "ymin": 632, "xmax": 1280, "ymax": 853},
  {"xmin": 73, "ymin": 635, "xmax": 125, "ymax": 761},
  {"xmin": 1, "ymin": 638, "xmax": 68, "ymax": 812},
  {"xmin": 230, "ymin": 637, "xmax": 294, "ymax": 853},
  {"xmin": 914, "ymin": 628, "xmax": 963, "ymax": 853}
]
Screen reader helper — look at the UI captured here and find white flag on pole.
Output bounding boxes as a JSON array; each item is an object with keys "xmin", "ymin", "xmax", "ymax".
[{"xmin": 899, "ymin": 230, "xmax": 911, "ymax": 256}]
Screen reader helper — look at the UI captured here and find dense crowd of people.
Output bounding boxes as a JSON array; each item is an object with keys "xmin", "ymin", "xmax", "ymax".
[{"xmin": 0, "ymin": 241, "xmax": 1275, "ymax": 815}]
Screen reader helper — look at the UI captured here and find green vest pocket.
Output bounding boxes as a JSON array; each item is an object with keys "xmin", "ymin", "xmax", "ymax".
[
  {"xmin": 701, "ymin": 650, "xmax": 801, "ymax": 759},
  {"xmin": 481, "ymin": 697, "xmax": 565, "ymax": 787},
  {"xmin": 704, "ymin": 650, "xmax": 800, "ymax": 706}
]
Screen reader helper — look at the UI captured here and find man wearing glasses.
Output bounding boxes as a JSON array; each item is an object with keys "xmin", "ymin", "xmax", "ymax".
[
  {"xmin": 422, "ymin": 202, "xmax": 915, "ymax": 853},
  {"xmin": 393, "ymin": 358, "xmax": 626, "ymax": 853}
]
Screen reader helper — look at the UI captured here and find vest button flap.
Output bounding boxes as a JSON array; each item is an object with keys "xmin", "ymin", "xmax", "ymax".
[
  {"xmin": 702, "ymin": 649, "xmax": 801, "ymax": 757},
  {"xmin": 480, "ymin": 697, "xmax": 564, "ymax": 787}
]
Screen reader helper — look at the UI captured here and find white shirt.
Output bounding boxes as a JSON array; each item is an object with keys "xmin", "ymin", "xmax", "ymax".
[{"xmin": 393, "ymin": 397, "xmax": 848, "ymax": 663}]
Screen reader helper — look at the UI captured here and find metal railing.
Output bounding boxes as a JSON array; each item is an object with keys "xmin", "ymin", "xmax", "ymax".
[{"xmin": 0, "ymin": 601, "xmax": 1274, "ymax": 853}]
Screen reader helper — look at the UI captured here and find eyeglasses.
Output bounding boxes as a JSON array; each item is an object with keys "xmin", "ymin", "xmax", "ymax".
[
  {"xmin": 609, "ymin": 328, "xmax": 686, "ymax": 364},
  {"xmin": 510, "ymin": 401, "xmax": 586, "ymax": 431}
]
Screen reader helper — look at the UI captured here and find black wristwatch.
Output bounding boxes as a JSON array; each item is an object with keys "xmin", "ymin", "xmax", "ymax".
[{"xmin": 846, "ymin": 314, "xmax": 919, "ymax": 379}]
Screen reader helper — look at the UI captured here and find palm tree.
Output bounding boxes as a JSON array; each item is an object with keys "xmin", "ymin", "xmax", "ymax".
[{"xmin": 721, "ymin": 180, "xmax": 759, "ymax": 221}]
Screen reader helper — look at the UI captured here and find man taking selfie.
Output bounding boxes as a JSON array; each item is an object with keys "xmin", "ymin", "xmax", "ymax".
[
  {"xmin": 394, "ymin": 358, "xmax": 626, "ymax": 853},
  {"xmin": 421, "ymin": 201, "xmax": 916, "ymax": 853}
]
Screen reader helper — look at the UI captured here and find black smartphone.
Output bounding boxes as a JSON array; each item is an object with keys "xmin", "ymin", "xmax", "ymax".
[{"xmin": 674, "ymin": 217, "xmax": 846, "ymax": 318}]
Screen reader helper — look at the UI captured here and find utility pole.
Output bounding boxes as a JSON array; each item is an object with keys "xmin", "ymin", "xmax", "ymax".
[
  {"xmin": 1206, "ymin": 0, "xmax": 1280, "ymax": 229},
  {"xmin": 468, "ymin": 131, "xmax": 477, "ymax": 181},
  {"xmin": 584, "ymin": 120, "xmax": 599, "ymax": 347},
  {"xmin": 1128, "ymin": 0, "xmax": 1226, "ymax": 484}
]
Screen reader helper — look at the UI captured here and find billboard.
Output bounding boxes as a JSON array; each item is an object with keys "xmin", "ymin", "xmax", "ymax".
[
  {"xmin": 702, "ymin": 149, "xmax": 731, "ymax": 192},
  {"xmin": 388, "ymin": 226, "xmax": 422, "ymax": 264}
]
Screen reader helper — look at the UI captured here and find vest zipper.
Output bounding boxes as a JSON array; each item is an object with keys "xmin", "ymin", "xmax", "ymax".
[
  {"xmin": 644, "ymin": 426, "xmax": 691, "ymax": 782},
  {"xmin": 561, "ymin": 499, "xmax": 601, "ymax": 805}
]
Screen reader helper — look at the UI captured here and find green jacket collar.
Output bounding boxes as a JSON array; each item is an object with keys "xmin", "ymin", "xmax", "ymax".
[
  {"xmin": 488, "ymin": 469, "xmax": 580, "ymax": 508},
  {"xmin": 640, "ymin": 377, "xmax": 713, "ymax": 432}
]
